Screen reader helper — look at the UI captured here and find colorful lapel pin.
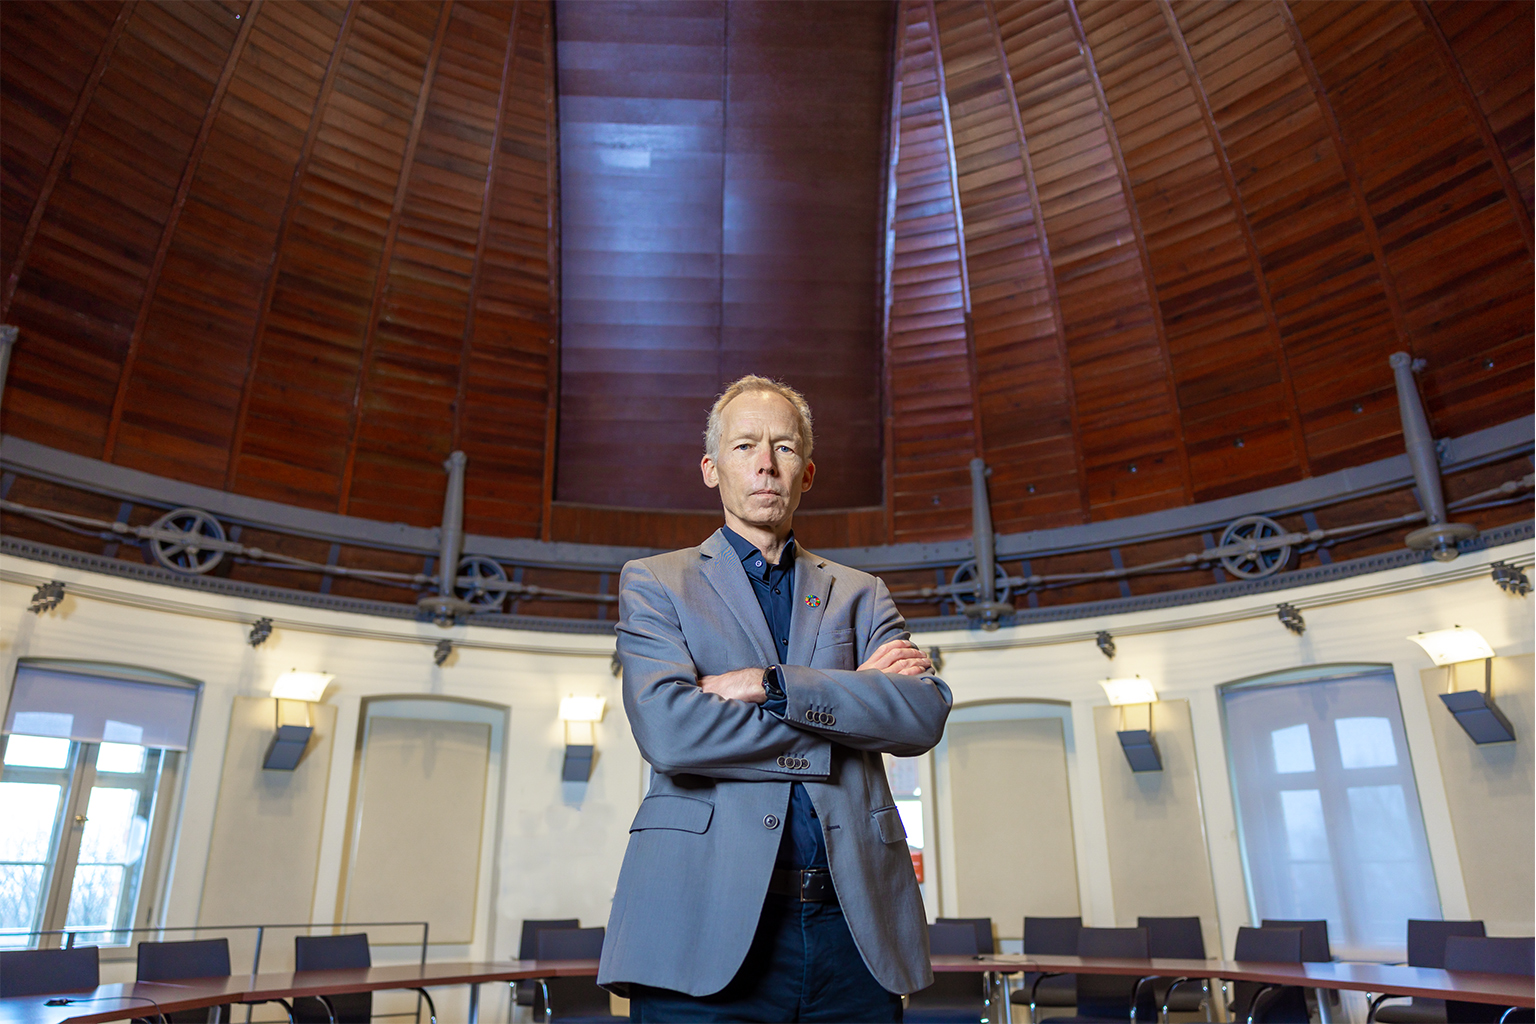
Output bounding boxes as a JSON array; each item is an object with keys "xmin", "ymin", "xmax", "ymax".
[{"xmin": 803, "ymin": 594, "xmax": 821, "ymax": 608}]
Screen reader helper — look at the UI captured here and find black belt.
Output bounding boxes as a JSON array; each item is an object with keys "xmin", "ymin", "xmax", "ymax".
[{"xmin": 768, "ymin": 868, "xmax": 837, "ymax": 903}]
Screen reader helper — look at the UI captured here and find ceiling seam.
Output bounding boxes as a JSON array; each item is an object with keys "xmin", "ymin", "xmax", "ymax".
[
  {"xmin": 1157, "ymin": 0, "xmax": 1312, "ymax": 481},
  {"xmin": 540, "ymin": 0, "xmax": 565, "ymax": 543},
  {"xmin": 539, "ymin": 2, "xmax": 562, "ymax": 542},
  {"xmin": 983, "ymin": 0, "xmax": 1090, "ymax": 524},
  {"xmin": 0, "ymin": 0, "xmax": 138, "ymax": 322},
  {"xmin": 451, "ymin": 0, "xmax": 524, "ymax": 456},
  {"xmin": 102, "ymin": 0, "xmax": 264, "ymax": 464},
  {"xmin": 1409, "ymin": 0, "xmax": 1534, "ymax": 261},
  {"xmin": 1064, "ymin": 0, "xmax": 1196, "ymax": 505},
  {"xmin": 924, "ymin": 0, "xmax": 986, "ymax": 470},
  {"xmin": 1275, "ymin": 0, "xmax": 1413, "ymax": 358},
  {"xmin": 336, "ymin": 0, "xmax": 457, "ymax": 516},
  {"xmin": 224, "ymin": 1, "xmax": 362, "ymax": 491}
]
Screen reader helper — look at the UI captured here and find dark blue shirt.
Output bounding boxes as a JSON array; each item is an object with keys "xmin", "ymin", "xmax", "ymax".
[{"xmin": 721, "ymin": 526, "xmax": 828, "ymax": 870}]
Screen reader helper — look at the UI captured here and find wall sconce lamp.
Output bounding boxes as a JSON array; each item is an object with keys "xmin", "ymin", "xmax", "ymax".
[
  {"xmin": 1099, "ymin": 676, "xmax": 1162, "ymax": 772},
  {"xmin": 559, "ymin": 695, "xmax": 606, "ymax": 782},
  {"xmin": 263, "ymin": 671, "xmax": 332, "ymax": 770},
  {"xmin": 1408, "ymin": 627, "xmax": 1514, "ymax": 745}
]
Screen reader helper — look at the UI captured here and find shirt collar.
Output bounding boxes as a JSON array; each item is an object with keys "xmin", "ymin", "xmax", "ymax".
[{"xmin": 721, "ymin": 525, "xmax": 796, "ymax": 571}]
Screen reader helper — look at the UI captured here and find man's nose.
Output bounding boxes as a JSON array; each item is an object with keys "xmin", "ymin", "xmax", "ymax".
[{"xmin": 754, "ymin": 445, "xmax": 778, "ymax": 474}]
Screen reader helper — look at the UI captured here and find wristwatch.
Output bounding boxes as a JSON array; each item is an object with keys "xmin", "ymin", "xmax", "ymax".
[{"xmin": 762, "ymin": 665, "xmax": 785, "ymax": 701}]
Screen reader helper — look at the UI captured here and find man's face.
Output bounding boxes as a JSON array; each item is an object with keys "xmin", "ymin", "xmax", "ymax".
[{"xmin": 701, "ymin": 391, "xmax": 815, "ymax": 533}]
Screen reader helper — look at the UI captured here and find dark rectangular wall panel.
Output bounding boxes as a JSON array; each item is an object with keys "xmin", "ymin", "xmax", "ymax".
[{"xmin": 554, "ymin": 0, "xmax": 890, "ymax": 511}]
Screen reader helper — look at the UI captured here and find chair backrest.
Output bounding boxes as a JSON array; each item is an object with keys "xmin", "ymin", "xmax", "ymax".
[
  {"xmin": 1260, "ymin": 919, "xmax": 1331, "ymax": 962},
  {"xmin": 1444, "ymin": 936, "xmax": 1535, "ymax": 975},
  {"xmin": 1074, "ymin": 928, "xmax": 1149, "ymax": 1021},
  {"xmin": 519, "ymin": 918, "xmax": 580, "ymax": 961},
  {"xmin": 937, "ymin": 917, "xmax": 995, "ymax": 955},
  {"xmin": 1231, "ymin": 928, "xmax": 1307, "ymax": 1024},
  {"xmin": 537, "ymin": 927, "xmax": 606, "ymax": 961},
  {"xmin": 0, "ymin": 946, "xmax": 100, "ymax": 998},
  {"xmin": 292, "ymin": 934, "xmax": 371, "ymax": 1024},
  {"xmin": 294, "ymin": 933, "xmax": 371, "ymax": 971},
  {"xmin": 928, "ymin": 921, "xmax": 980, "ymax": 956},
  {"xmin": 1139, "ymin": 916, "xmax": 1205, "ymax": 960},
  {"xmin": 538, "ymin": 928, "xmax": 612, "ymax": 1021},
  {"xmin": 1024, "ymin": 916, "xmax": 1082, "ymax": 955},
  {"xmin": 1407, "ymin": 920, "xmax": 1487, "ymax": 969},
  {"xmin": 137, "ymin": 938, "xmax": 232, "ymax": 981},
  {"xmin": 1235, "ymin": 926, "xmax": 1302, "ymax": 963}
]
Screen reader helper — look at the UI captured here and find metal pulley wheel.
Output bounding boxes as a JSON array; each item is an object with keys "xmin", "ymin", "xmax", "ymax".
[
  {"xmin": 149, "ymin": 507, "xmax": 227, "ymax": 575},
  {"xmin": 1218, "ymin": 514, "xmax": 1291, "ymax": 579},
  {"xmin": 456, "ymin": 555, "xmax": 509, "ymax": 609},
  {"xmin": 950, "ymin": 559, "xmax": 1013, "ymax": 605}
]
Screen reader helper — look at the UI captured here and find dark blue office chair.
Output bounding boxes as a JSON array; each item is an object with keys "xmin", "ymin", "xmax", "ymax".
[
  {"xmin": 137, "ymin": 939, "xmax": 239, "ymax": 1023},
  {"xmin": 294, "ymin": 933, "xmax": 437, "ymax": 1024},
  {"xmin": 1229, "ymin": 926, "xmax": 1306, "ymax": 1024},
  {"xmin": 0, "ymin": 945, "xmax": 99, "ymax": 998},
  {"xmin": 1373, "ymin": 920, "xmax": 1486, "ymax": 1024},
  {"xmin": 1014, "ymin": 916, "xmax": 1082, "ymax": 1018},
  {"xmin": 938, "ymin": 918, "xmax": 996, "ymax": 954},
  {"xmin": 514, "ymin": 918, "xmax": 581, "ymax": 1018},
  {"xmin": 536, "ymin": 927, "xmax": 624, "ymax": 1023},
  {"xmin": 906, "ymin": 922, "xmax": 989, "ymax": 1024},
  {"xmin": 1444, "ymin": 937, "xmax": 1534, "ymax": 1024},
  {"xmin": 1039, "ymin": 927, "xmax": 1154, "ymax": 1024},
  {"xmin": 1139, "ymin": 916, "xmax": 1211, "ymax": 1020}
]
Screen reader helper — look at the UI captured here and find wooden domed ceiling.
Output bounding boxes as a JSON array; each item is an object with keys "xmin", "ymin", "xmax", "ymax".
[{"xmin": 1, "ymin": 0, "xmax": 1530, "ymax": 551}]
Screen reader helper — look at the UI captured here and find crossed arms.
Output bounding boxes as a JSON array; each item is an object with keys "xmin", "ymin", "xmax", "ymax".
[{"xmin": 616, "ymin": 561, "xmax": 953, "ymax": 780}]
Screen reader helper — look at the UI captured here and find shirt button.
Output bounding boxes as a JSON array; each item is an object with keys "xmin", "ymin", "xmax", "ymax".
[
  {"xmin": 764, "ymin": 814, "xmax": 779, "ymax": 829},
  {"xmin": 773, "ymin": 588, "xmax": 780, "ymax": 594}
]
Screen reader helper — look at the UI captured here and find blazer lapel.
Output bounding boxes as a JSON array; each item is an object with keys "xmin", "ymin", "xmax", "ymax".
[
  {"xmin": 699, "ymin": 529, "xmax": 779, "ymax": 666},
  {"xmin": 787, "ymin": 550, "xmax": 833, "ymax": 666}
]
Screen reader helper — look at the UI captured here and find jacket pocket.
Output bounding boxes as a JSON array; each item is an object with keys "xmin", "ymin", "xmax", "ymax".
[
  {"xmin": 629, "ymin": 794, "xmax": 714, "ymax": 834},
  {"xmin": 871, "ymin": 804, "xmax": 907, "ymax": 845},
  {"xmin": 816, "ymin": 627, "xmax": 856, "ymax": 647}
]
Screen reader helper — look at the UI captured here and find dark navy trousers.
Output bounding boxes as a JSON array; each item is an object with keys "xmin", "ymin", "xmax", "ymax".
[{"xmin": 629, "ymin": 893, "xmax": 903, "ymax": 1023}]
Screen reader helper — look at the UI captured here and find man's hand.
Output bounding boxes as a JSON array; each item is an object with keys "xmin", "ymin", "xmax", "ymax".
[
  {"xmin": 858, "ymin": 639, "xmax": 933, "ymax": 677},
  {"xmin": 699, "ymin": 667, "xmax": 769, "ymax": 704}
]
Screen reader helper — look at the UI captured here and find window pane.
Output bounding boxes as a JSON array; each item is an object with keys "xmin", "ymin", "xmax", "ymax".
[
  {"xmin": 65, "ymin": 864, "xmax": 125, "ymax": 932},
  {"xmin": 1336, "ymin": 718, "xmax": 1397, "ymax": 769},
  {"xmin": 1224, "ymin": 668, "xmax": 1440, "ymax": 960},
  {"xmin": 1271, "ymin": 724, "xmax": 1316, "ymax": 774},
  {"xmin": 0, "ymin": 783, "xmax": 62, "ymax": 862},
  {"xmin": 95, "ymin": 742, "xmax": 146, "ymax": 774},
  {"xmin": 0, "ymin": 866, "xmax": 47, "ymax": 948},
  {"xmin": 3, "ymin": 736, "xmax": 70, "ymax": 769}
]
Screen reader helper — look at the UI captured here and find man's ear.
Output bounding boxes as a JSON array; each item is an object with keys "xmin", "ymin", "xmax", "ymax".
[
  {"xmin": 701, "ymin": 454, "xmax": 720, "ymax": 490},
  {"xmin": 800, "ymin": 460, "xmax": 815, "ymax": 492}
]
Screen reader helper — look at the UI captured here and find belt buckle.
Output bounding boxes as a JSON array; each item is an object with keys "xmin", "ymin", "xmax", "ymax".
[{"xmin": 800, "ymin": 869, "xmax": 827, "ymax": 902}]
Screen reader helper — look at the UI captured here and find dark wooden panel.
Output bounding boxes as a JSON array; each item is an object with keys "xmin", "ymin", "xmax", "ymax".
[
  {"xmin": 932, "ymin": 0, "xmax": 1087, "ymax": 534},
  {"xmin": 994, "ymin": 0, "xmax": 1190, "ymax": 521},
  {"xmin": 554, "ymin": 0, "xmax": 890, "ymax": 511}
]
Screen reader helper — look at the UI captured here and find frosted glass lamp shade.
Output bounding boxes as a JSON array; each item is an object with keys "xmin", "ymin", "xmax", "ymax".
[
  {"xmin": 559, "ymin": 695, "xmax": 607, "ymax": 722},
  {"xmin": 271, "ymin": 671, "xmax": 333, "ymax": 701},
  {"xmin": 1407, "ymin": 627, "xmax": 1495, "ymax": 666},
  {"xmin": 1099, "ymin": 677, "xmax": 1158, "ymax": 706}
]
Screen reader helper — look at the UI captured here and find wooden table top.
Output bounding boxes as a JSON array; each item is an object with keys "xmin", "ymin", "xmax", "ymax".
[
  {"xmin": 931, "ymin": 954, "xmax": 1534, "ymax": 1007},
  {"xmin": 4, "ymin": 954, "xmax": 1529, "ymax": 1023}
]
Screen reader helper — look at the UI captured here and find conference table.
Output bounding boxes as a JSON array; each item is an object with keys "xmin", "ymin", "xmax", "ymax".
[{"xmin": 2, "ymin": 954, "xmax": 1529, "ymax": 1024}]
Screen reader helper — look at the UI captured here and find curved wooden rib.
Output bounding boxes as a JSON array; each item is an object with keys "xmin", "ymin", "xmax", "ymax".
[
  {"xmin": 0, "ymin": 0, "xmax": 137, "ymax": 321},
  {"xmin": 102, "ymin": 0, "xmax": 262, "ymax": 464}
]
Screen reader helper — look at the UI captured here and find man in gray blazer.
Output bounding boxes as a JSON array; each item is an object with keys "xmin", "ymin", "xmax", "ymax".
[{"xmin": 598, "ymin": 376, "xmax": 952, "ymax": 1022}]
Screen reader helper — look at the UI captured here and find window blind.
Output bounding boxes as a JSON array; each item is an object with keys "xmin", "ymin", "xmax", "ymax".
[{"xmin": 4, "ymin": 663, "xmax": 198, "ymax": 750}]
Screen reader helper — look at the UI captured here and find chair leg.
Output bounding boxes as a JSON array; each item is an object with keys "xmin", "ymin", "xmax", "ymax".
[
  {"xmin": 272, "ymin": 999, "xmax": 296, "ymax": 1024},
  {"xmin": 316, "ymin": 995, "xmax": 337, "ymax": 1024},
  {"xmin": 414, "ymin": 988, "xmax": 438, "ymax": 1024}
]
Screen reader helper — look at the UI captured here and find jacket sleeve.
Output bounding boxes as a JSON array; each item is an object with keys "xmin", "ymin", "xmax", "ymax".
[
  {"xmin": 774, "ymin": 576, "xmax": 952, "ymax": 757},
  {"xmin": 616, "ymin": 560, "xmax": 832, "ymax": 781}
]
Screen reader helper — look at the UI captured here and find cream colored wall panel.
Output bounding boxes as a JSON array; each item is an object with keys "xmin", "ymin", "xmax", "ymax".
[
  {"xmin": 198, "ymin": 697, "xmax": 336, "ymax": 960},
  {"xmin": 949, "ymin": 717, "xmax": 1079, "ymax": 929},
  {"xmin": 344, "ymin": 717, "xmax": 491, "ymax": 945},
  {"xmin": 1093, "ymin": 700, "xmax": 1219, "ymax": 955},
  {"xmin": 1420, "ymin": 655, "xmax": 1534, "ymax": 935}
]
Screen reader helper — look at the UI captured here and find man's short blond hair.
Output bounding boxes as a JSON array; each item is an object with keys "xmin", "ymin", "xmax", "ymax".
[{"xmin": 704, "ymin": 375, "xmax": 815, "ymax": 462}]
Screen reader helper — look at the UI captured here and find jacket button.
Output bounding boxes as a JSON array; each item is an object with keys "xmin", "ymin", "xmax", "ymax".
[
  {"xmin": 805, "ymin": 710, "xmax": 816, "ymax": 722},
  {"xmin": 825, "ymin": 716, "xmax": 835, "ymax": 726},
  {"xmin": 764, "ymin": 814, "xmax": 779, "ymax": 829},
  {"xmin": 776, "ymin": 756, "xmax": 786, "ymax": 767},
  {"xmin": 797, "ymin": 758, "xmax": 808, "ymax": 769}
]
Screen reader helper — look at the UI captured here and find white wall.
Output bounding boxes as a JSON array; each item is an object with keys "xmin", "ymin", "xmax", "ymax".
[{"xmin": 1, "ymin": 536, "xmax": 1531, "ymax": 994}]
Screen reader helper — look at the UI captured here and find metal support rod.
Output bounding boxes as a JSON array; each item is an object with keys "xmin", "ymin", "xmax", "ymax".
[
  {"xmin": 438, "ymin": 451, "xmax": 467, "ymax": 597},
  {"xmin": 1389, "ymin": 352, "xmax": 1475, "ymax": 560},
  {"xmin": 970, "ymin": 458, "xmax": 997, "ymax": 605}
]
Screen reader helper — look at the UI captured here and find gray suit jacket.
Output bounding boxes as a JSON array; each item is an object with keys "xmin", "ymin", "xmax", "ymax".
[{"xmin": 597, "ymin": 529, "xmax": 952, "ymax": 997}]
